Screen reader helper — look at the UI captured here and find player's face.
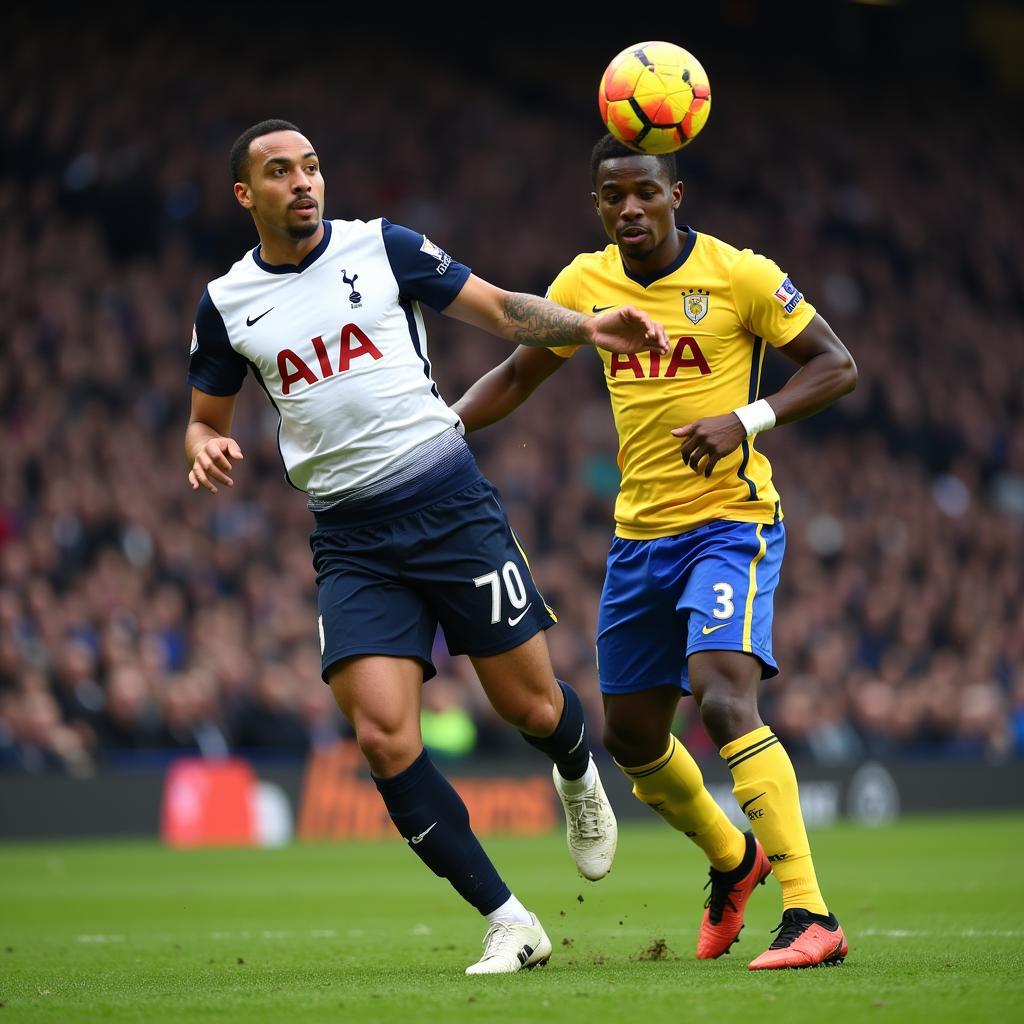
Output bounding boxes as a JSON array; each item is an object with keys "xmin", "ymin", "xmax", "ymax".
[
  {"xmin": 234, "ymin": 131, "xmax": 325, "ymax": 240},
  {"xmin": 592, "ymin": 157, "xmax": 683, "ymax": 264}
]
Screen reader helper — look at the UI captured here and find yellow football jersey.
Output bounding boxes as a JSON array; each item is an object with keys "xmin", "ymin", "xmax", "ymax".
[{"xmin": 548, "ymin": 227, "xmax": 815, "ymax": 539}]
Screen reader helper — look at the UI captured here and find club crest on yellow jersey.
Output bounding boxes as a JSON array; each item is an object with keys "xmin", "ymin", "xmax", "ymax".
[{"xmin": 683, "ymin": 288, "xmax": 709, "ymax": 324}]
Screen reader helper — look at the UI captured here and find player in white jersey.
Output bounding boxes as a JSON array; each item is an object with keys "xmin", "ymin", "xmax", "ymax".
[{"xmin": 185, "ymin": 120, "xmax": 668, "ymax": 975}]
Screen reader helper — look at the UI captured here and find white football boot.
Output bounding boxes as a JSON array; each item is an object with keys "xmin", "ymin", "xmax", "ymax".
[
  {"xmin": 465, "ymin": 913, "xmax": 552, "ymax": 975},
  {"xmin": 553, "ymin": 755, "xmax": 618, "ymax": 880}
]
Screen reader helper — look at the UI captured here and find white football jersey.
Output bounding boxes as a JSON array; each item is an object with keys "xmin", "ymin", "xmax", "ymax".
[{"xmin": 188, "ymin": 219, "xmax": 468, "ymax": 498}]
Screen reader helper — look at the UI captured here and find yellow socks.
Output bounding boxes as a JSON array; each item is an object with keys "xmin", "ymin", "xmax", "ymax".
[
  {"xmin": 618, "ymin": 724, "xmax": 829, "ymax": 913},
  {"xmin": 619, "ymin": 736, "xmax": 746, "ymax": 872},
  {"xmin": 721, "ymin": 725, "xmax": 828, "ymax": 915}
]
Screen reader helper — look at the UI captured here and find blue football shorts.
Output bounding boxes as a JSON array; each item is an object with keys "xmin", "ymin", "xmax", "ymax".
[
  {"xmin": 596, "ymin": 519, "xmax": 785, "ymax": 695},
  {"xmin": 310, "ymin": 477, "xmax": 555, "ymax": 683}
]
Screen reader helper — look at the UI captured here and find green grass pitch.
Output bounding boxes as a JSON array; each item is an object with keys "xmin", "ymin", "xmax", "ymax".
[{"xmin": 2, "ymin": 814, "xmax": 1022, "ymax": 1023}]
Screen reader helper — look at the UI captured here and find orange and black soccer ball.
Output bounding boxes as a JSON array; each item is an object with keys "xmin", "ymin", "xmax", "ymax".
[{"xmin": 599, "ymin": 41, "xmax": 711, "ymax": 154}]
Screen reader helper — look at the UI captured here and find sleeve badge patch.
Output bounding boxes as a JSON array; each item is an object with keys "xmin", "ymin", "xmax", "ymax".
[
  {"xmin": 189, "ymin": 325, "xmax": 198, "ymax": 357},
  {"xmin": 420, "ymin": 236, "xmax": 452, "ymax": 275},
  {"xmin": 773, "ymin": 276, "xmax": 804, "ymax": 315}
]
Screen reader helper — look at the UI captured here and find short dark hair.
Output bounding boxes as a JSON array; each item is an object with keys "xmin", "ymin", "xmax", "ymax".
[
  {"xmin": 590, "ymin": 134, "xmax": 677, "ymax": 187},
  {"xmin": 230, "ymin": 119, "xmax": 303, "ymax": 184}
]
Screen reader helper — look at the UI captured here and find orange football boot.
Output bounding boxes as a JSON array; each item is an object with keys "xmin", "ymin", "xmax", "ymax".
[
  {"xmin": 696, "ymin": 831, "xmax": 772, "ymax": 959},
  {"xmin": 748, "ymin": 908, "xmax": 848, "ymax": 970}
]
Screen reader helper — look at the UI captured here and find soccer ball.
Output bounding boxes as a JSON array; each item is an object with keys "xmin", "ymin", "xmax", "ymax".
[{"xmin": 598, "ymin": 41, "xmax": 711, "ymax": 154}]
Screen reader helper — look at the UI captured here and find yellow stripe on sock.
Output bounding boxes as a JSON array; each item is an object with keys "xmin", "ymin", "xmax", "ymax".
[{"xmin": 742, "ymin": 524, "xmax": 767, "ymax": 652}]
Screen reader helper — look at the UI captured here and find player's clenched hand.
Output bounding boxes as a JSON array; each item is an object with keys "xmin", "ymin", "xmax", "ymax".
[
  {"xmin": 188, "ymin": 437, "xmax": 244, "ymax": 494},
  {"xmin": 586, "ymin": 306, "xmax": 669, "ymax": 355},
  {"xmin": 671, "ymin": 414, "xmax": 746, "ymax": 478}
]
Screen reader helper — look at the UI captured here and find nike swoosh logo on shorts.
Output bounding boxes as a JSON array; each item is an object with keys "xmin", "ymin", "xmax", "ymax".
[
  {"xmin": 410, "ymin": 822, "xmax": 437, "ymax": 845},
  {"xmin": 246, "ymin": 307, "xmax": 274, "ymax": 326},
  {"xmin": 701, "ymin": 622, "xmax": 731, "ymax": 635},
  {"xmin": 507, "ymin": 603, "xmax": 533, "ymax": 627}
]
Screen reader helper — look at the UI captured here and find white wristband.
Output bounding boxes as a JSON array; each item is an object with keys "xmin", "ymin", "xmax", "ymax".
[{"xmin": 732, "ymin": 399, "xmax": 776, "ymax": 436}]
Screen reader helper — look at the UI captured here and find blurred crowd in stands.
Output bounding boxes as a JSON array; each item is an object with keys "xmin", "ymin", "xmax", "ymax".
[{"xmin": 2, "ymin": 12, "xmax": 1023, "ymax": 774}]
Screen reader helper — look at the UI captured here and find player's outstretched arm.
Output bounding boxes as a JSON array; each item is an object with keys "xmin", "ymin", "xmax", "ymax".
[
  {"xmin": 452, "ymin": 347, "xmax": 567, "ymax": 433},
  {"xmin": 672, "ymin": 314, "xmax": 857, "ymax": 477},
  {"xmin": 444, "ymin": 275, "xmax": 669, "ymax": 355},
  {"xmin": 185, "ymin": 388, "xmax": 244, "ymax": 494}
]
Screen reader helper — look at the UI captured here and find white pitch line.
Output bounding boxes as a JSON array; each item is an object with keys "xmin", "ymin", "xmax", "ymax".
[
  {"xmin": 858, "ymin": 929, "xmax": 1023, "ymax": 938},
  {"xmin": 70, "ymin": 929, "xmax": 349, "ymax": 945},
  {"xmin": 209, "ymin": 929, "xmax": 340, "ymax": 941}
]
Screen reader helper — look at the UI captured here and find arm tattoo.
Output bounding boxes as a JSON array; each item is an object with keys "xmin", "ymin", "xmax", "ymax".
[{"xmin": 501, "ymin": 292, "xmax": 589, "ymax": 348}]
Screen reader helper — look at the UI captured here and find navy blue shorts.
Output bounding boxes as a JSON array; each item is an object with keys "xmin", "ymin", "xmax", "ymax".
[
  {"xmin": 597, "ymin": 519, "xmax": 785, "ymax": 696},
  {"xmin": 310, "ymin": 475, "xmax": 556, "ymax": 682}
]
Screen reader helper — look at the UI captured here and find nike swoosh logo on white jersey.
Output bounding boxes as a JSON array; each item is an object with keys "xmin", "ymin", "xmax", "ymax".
[
  {"xmin": 701, "ymin": 622, "xmax": 731, "ymax": 635},
  {"xmin": 507, "ymin": 604, "xmax": 533, "ymax": 627},
  {"xmin": 410, "ymin": 822, "xmax": 437, "ymax": 845},
  {"xmin": 246, "ymin": 307, "xmax": 274, "ymax": 327}
]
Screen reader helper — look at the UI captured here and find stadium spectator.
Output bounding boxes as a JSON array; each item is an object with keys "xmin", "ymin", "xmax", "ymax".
[{"xmin": 0, "ymin": 15, "xmax": 1021, "ymax": 771}]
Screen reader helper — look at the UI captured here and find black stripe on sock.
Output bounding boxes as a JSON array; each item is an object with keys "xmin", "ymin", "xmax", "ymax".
[
  {"xmin": 622, "ymin": 737, "xmax": 677, "ymax": 779},
  {"xmin": 725, "ymin": 732, "xmax": 777, "ymax": 767},
  {"xmin": 727, "ymin": 737, "xmax": 780, "ymax": 770}
]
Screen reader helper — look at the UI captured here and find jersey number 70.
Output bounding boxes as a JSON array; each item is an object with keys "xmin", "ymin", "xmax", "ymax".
[{"xmin": 473, "ymin": 562, "xmax": 529, "ymax": 624}]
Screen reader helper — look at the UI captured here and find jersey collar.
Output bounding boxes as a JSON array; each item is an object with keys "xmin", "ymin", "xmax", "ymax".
[
  {"xmin": 620, "ymin": 225, "xmax": 697, "ymax": 288},
  {"xmin": 252, "ymin": 219, "xmax": 333, "ymax": 274}
]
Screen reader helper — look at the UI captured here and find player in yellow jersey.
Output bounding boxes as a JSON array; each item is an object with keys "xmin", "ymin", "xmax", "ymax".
[{"xmin": 453, "ymin": 135, "xmax": 857, "ymax": 970}]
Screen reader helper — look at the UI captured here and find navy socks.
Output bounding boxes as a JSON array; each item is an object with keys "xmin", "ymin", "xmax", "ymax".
[
  {"xmin": 519, "ymin": 680, "xmax": 591, "ymax": 781},
  {"xmin": 372, "ymin": 681, "xmax": 590, "ymax": 915},
  {"xmin": 373, "ymin": 748, "xmax": 510, "ymax": 915}
]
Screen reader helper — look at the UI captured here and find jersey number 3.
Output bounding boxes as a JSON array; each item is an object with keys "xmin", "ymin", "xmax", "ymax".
[{"xmin": 712, "ymin": 582, "xmax": 734, "ymax": 619}]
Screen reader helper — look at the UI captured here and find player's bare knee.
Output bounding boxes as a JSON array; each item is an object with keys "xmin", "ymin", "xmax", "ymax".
[
  {"xmin": 503, "ymin": 698, "xmax": 559, "ymax": 737},
  {"xmin": 355, "ymin": 724, "xmax": 416, "ymax": 777},
  {"xmin": 601, "ymin": 722, "xmax": 632, "ymax": 763},
  {"xmin": 494, "ymin": 686, "xmax": 560, "ymax": 734},
  {"xmin": 602, "ymin": 719, "xmax": 664, "ymax": 766},
  {"xmin": 696, "ymin": 686, "xmax": 759, "ymax": 747}
]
